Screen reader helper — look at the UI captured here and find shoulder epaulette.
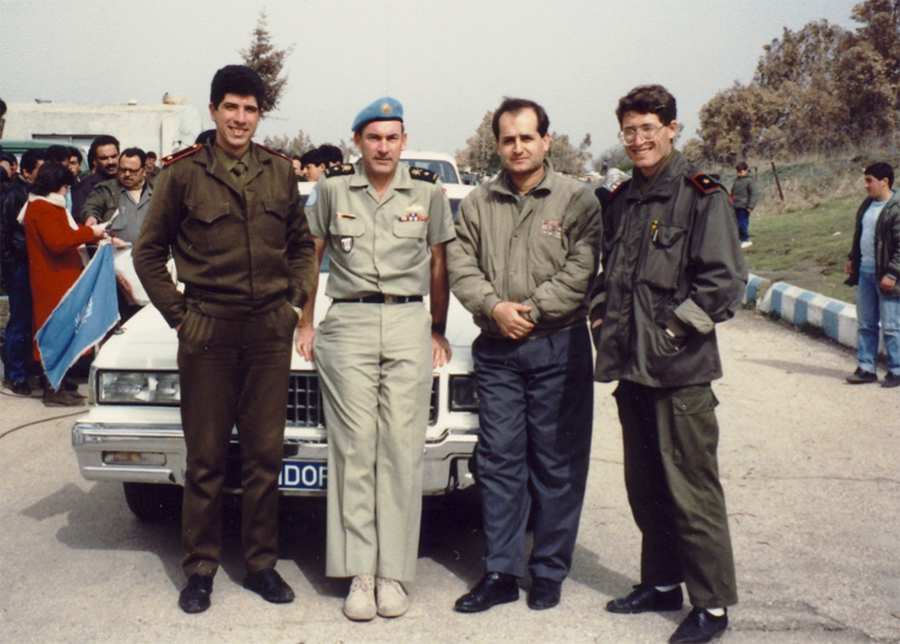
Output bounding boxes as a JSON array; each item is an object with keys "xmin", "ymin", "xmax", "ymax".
[
  {"xmin": 609, "ymin": 179, "xmax": 631, "ymax": 201},
  {"xmin": 162, "ymin": 144, "xmax": 202, "ymax": 167},
  {"xmin": 689, "ymin": 173, "xmax": 723, "ymax": 195},
  {"xmin": 256, "ymin": 143, "xmax": 292, "ymax": 163},
  {"xmin": 325, "ymin": 163, "xmax": 355, "ymax": 178},
  {"xmin": 408, "ymin": 167, "xmax": 438, "ymax": 183}
]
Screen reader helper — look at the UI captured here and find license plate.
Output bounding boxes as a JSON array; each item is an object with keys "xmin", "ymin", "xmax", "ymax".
[{"xmin": 279, "ymin": 460, "xmax": 327, "ymax": 491}]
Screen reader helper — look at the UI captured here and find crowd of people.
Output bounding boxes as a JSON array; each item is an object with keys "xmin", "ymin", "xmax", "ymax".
[{"xmin": 1, "ymin": 63, "xmax": 897, "ymax": 644}]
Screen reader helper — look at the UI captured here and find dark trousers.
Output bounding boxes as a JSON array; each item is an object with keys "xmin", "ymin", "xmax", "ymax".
[
  {"xmin": 614, "ymin": 380, "xmax": 738, "ymax": 608},
  {"xmin": 735, "ymin": 208, "xmax": 750, "ymax": 242},
  {"xmin": 472, "ymin": 324, "xmax": 593, "ymax": 581},
  {"xmin": 4, "ymin": 264, "xmax": 33, "ymax": 383},
  {"xmin": 177, "ymin": 300, "xmax": 297, "ymax": 578}
]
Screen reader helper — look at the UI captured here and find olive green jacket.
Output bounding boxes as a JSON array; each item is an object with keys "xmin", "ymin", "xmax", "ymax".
[
  {"xmin": 447, "ymin": 165, "xmax": 601, "ymax": 338},
  {"xmin": 134, "ymin": 142, "xmax": 316, "ymax": 328},
  {"xmin": 591, "ymin": 152, "xmax": 747, "ymax": 387}
]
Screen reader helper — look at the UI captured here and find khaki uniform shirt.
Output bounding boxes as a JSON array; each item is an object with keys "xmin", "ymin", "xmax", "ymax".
[
  {"xmin": 134, "ymin": 141, "xmax": 316, "ymax": 328},
  {"xmin": 447, "ymin": 163, "xmax": 602, "ymax": 338},
  {"xmin": 305, "ymin": 161, "xmax": 455, "ymax": 299}
]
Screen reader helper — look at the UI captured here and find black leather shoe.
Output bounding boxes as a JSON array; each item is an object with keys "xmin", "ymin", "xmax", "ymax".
[
  {"xmin": 454, "ymin": 572, "xmax": 519, "ymax": 613},
  {"xmin": 178, "ymin": 574, "xmax": 213, "ymax": 613},
  {"xmin": 243, "ymin": 568, "xmax": 295, "ymax": 603},
  {"xmin": 606, "ymin": 584, "xmax": 683, "ymax": 614},
  {"xmin": 527, "ymin": 577, "xmax": 561, "ymax": 610},
  {"xmin": 669, "ymin": 607, "xmax": 728, "ymax": 643}
]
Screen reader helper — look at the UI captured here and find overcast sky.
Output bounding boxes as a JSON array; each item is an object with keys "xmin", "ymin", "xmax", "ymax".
[{"xmin": 1, "ymin": 0, "xmax": 860, "ymax": 160}]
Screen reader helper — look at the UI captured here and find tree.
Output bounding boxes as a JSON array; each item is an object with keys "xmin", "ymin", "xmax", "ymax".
[
  {"xmin": 240, "ymin": 10, "xmax": 293, "ymax": 114},
  {"xmin": 263, "ymin": 129, "xmax": 314, "ymax": 156},
  {"xmin": 593, "ymin": 144, "xmax": 633, "ymax": 173},
  {"xmin": 548, "ymin": 132, "xmax": 592, "ymax": 176},
  {"xmin": 456, "ymin": 111, "xmax": 499, "ymax": 174}
]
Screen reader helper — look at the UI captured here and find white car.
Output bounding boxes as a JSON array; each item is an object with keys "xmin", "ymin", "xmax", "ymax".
[
  {"xmin": 71, "ymin": 220, "xmax": 482, "ymax": 522},
  {"xmin": 399, "ymin": 150, "xmax": 474, "ymax": 207}
]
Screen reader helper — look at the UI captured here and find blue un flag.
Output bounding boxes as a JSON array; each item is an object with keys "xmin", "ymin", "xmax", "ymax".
[{"xmin": 36, "ymin": 243, "xmax": 120, "ymax": 391}]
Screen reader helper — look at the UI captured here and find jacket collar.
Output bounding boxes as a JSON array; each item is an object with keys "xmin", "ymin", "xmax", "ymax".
[{"xmin": 491, "ymin": 161, "xmax": 556, "ymax": 199}]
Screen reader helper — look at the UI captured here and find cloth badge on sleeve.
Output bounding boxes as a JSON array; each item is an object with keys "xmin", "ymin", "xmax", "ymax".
[{"xmin": 541, "ymin": 219, "xmax": 564, "ymax": 238}]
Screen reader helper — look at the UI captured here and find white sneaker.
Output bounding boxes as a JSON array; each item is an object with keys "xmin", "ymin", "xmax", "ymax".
[
  {"xmin": 343, "ymin": 574, "xmax": 376, "ymax": 621},
  {"xmin": 376, "ymin": 577, "xmax": 409, "ymax": 617},
  {"xmin": 740, "ymin": 240, "xmax": 753, "ymax": 249}
]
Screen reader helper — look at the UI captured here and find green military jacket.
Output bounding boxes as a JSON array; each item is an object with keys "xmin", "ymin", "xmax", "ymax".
[
  {"xmin": 591, "ymin": 152, "xmax": 747, "ymax": 387},
  {"xmin": 305, "ymin": 161, "xmax": 455, "ymax": 299},
  {"xmin": 447, "ymin": 164, "xmax": 602, "ymax": 338},
  {"xmin": 134, "ymin": 141, "xmax": 316, "ymax": 328}
]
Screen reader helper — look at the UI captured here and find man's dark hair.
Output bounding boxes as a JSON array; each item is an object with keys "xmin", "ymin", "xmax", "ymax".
[
  {"xmin": 301, "ymin": 148, "xmax": 323, "ymax": 167},
  {"xmin": 67, "ymin": 146, "xmax": 83, "ymax": 164},
  {"xmin": 210, "ymin": 65, "xmax": 265, "ymax": 111},
  {"xmin": 616, "ymin": 85, "xmax": 677, "ymax": 127},
  {"xmin": 0, "ymin": 151, "xmax": 15, "ymax": 166},
  {"xmin": 291, "ymin": 154, "xmax": 303, "ymax": 162},
  {"xmin": 87, "ymin": 134, "xmax": 120, "ymax": 169},
  {"xmin": 30, "ymin": 161, "xmax": 75, "ymax": 196},
  {"xmin": 120, "ymin": 147, "xmax": 147, "ymax": 166},
  {"xmin": 20, "ymin": 148, "xmax": 47, "ymax": 174},
  {"xmin": 735, "ymin": 161, "xmax": 749, "ymax": 173},
  {"xmin": 46, "ymin": 144, "xmax": 72, "ymax": 164},
  {"xmin": 491, "ymin": 97, "xmax": 550, "ymax": 140},
  {"xmin": 865, "ymin": 162, "xmax": 894, "ymax": 189},
  {"xmin": 318, "ymin": 144, "xmax": 343, "ymax": 165},
  {"xmin": 146, "ymin": 151, "xmax": 157, "ymax": 160}
]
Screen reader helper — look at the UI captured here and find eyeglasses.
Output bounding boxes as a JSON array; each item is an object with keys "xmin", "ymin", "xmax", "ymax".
[
  {"xmin": 618, "ymin": 124, "xmax": 667, "ymax": 145},
  {"xmin": 118, "ymin": 166, "xmax": 144, "ymax": 175}
]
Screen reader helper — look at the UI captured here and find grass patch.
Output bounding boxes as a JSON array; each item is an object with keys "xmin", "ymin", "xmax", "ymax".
[{"xmin": 743, "ymin": 195, "xmax": 859, "ymax": 304}]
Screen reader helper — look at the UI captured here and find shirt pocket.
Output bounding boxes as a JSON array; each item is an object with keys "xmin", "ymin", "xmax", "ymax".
[
  {"xmin": 329, "ymin": 216, "xmax": 366, "ymax": 257},
  {"xmin": 258, "ymin": 198, "xmax": 288, "ymax": 250},
  {"xmin": 639, "ymin": 223, "xmax": 687, "ymax": 290},
  {"xmin": 185, "ymin": 202, "xmax": 235, "ymax": 254},
  {"xmin": 392, "ymin": 219, "xmax": 428, "ymax": 240}
]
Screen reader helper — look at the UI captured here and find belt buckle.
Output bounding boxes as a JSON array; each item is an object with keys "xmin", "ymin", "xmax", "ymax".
[{"xmin": 384, "ymin": 295, "xmax": 400, "ymax": 304}]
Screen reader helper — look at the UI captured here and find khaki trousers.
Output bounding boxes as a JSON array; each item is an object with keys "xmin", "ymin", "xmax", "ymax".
[
  {"xmin": 178, "ymin": 299, "xmax": 297, "ymax": 577},
  {"xmin": 314, "ymin": 302, "xmax": 432, "ymax": 583}
]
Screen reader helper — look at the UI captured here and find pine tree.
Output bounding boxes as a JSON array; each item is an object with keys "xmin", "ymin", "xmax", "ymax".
[{"xmin": 240, "ymin": 10, "xmax": 293, "ymax": 114}]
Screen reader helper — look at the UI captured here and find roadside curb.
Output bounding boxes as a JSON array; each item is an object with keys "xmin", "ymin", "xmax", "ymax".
[{"xmin": 745, "ymin": 274, "xmax": 860, "ymax": 350}]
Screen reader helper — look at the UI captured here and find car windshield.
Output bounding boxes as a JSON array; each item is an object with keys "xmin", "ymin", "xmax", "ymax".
[{"xmin": 399, "ymin": 159, "xmax": 459, "ymax": 184}]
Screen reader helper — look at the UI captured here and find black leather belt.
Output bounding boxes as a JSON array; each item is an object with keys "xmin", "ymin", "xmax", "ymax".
[{"xmin": 333, "ymin": 295, "xmax": 423, "ymax": 304}]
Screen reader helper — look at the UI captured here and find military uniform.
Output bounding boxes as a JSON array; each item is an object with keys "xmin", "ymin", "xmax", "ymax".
[
  {"xmin": 590, "ymin": 151, "xmax": 746, "ymax": 608},
  {"xmin": 305, "ymin": 160, "xmax": 454, "ymax": 583},
  {"xmin": 134, "ymin": 141, "xmax": 315, "ymax": 579}
]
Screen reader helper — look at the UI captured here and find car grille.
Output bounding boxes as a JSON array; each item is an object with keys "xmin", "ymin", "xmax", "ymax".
[{"xmin": 287, "ymin": 373, "xmax": 438, "ymax": 427}]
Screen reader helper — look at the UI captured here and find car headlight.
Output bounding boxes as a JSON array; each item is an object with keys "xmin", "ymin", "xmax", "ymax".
[
  {"xmin": 449, "ymin": 375, "xmax": 479, "ymax": 412},
  {"xmin": 98, "ymin": 371, "xmax": 181, "ymax": 405}
]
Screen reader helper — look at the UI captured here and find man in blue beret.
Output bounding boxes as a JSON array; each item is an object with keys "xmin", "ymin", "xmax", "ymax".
[{"xmin": 296, "ymin": 97, "xmax": 455, "ymax": 621}]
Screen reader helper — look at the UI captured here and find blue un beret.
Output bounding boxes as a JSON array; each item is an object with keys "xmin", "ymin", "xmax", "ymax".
[{"xmin": 352, "ymin": 97, "xmax": 404, "ymax": 133}]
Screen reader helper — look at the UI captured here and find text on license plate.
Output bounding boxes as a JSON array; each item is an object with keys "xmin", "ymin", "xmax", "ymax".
[{"xmin": 279, "ymin": 460, "xmax": 327, "ymax": 490}]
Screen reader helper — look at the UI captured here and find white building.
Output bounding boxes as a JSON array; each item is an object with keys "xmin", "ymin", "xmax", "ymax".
[{"xmin": 3, "ymin": 99, "xmax": 204, "ymax": 157}]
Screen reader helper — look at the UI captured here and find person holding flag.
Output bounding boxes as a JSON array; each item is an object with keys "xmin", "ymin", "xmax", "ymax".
[{"xmin": 21, "ymin": 161, "xmax": 107, "ymax": 406}]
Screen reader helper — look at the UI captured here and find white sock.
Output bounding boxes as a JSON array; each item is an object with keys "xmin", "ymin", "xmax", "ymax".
[
  {"xmin": 705, "ymin": 607, "xmax": 726, "ymax": 617},
  {"xmin": 654, "ymin": 584, "xmax": 679, "ymax": 592}
]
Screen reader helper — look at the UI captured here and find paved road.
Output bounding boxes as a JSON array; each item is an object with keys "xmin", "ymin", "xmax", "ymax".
[{"xmin": 1, "ymin": 310, "xmax": 897, "ymax": 644}]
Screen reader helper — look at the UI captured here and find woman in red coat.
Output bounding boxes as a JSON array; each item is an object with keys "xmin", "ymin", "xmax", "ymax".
[{"xmin": 22, "ymin": 162, "xmax": 106, "ymax": 406}]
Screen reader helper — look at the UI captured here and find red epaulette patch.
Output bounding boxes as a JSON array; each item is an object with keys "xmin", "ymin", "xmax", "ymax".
[
  {"xmin": 609, "ymin": 179, "xmax": 630, "ymax": 201},
  {"xmin": 256, "ymin": 143, "xmax": 292, "ymax": 163},
  {"xmin": 689, "ymin": 173, "xmax": 722, "ymax": 195},
  {"xmin": 162, "ymin": 143, "xmax": 202, "ymax": 167}
]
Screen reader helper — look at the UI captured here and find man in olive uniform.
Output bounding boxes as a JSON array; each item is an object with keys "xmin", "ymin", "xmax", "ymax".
[
  {"xmin": 295, "ymin": 97, "xmax": 454, "ymax": 621},
  {"xmin": 591, "ymin": 85, "xmax": 746, "ymax": 644},
  {"xmin": 134, "ymin": 65, "xmax": 316, "ymax": 614},
  {"xmin": 448, "ymin": 97, "xmax": 601, "ymax": 614}
]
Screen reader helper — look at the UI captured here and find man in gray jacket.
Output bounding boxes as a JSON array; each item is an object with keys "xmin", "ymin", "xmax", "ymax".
[
  {"xmin": 591, "ymin": 85, "xmax": 746, "ymax": 644},
  {"xmin": 449, "ymin": 97, "xmax": 601, "ymax": 613}
]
